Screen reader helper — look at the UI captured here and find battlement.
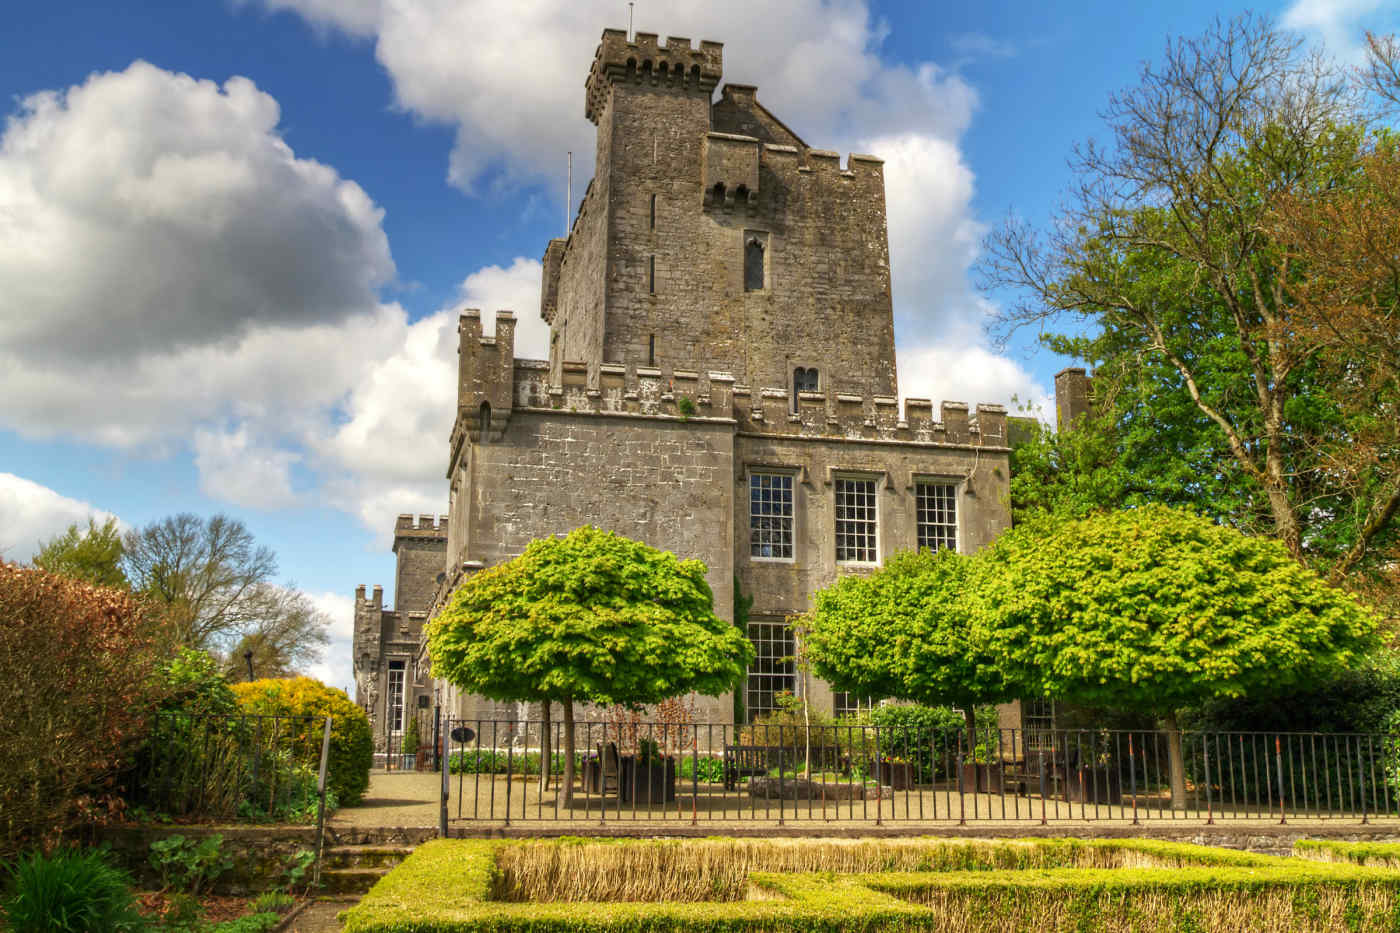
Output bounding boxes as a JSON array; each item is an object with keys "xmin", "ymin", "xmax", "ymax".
[
  {"xmin": 586, "ymin": 28, "xmax": 723, "ymax": 123},
  {"xmin": 704, "ymin": 139, "xmax": 885, "ymax": 211},
  {"xmin": 393, "ymin": 514, "xmax": 448, "ymax": 539},
  {"xmin": 494, "ymin": 354, "xmax": 1009, "ymax": 448}
]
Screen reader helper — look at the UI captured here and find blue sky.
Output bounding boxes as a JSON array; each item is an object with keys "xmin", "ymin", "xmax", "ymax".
[{"xmin": 1, "ymin": 0, "xmax": 1394, "ymax": 692}]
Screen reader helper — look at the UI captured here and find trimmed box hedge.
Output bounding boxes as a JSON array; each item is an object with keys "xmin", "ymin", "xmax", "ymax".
[
  {"xmin": 342, "ymin": 837, "xmax": 1400, "ymax": 932},
  {"xmin": 1296, "ymin": 838, "xmax": 1400, "ymax": 870}
]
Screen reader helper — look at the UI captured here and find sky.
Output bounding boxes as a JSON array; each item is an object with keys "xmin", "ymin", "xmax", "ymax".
[{"xmin": 2, "ymin": 0, "xmax": 1396, "ymax": 693}]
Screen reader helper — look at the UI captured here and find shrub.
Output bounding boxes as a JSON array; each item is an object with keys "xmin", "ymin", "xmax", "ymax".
[
  {"xmin": 864, "ymin": 704, "xmax": 1000, "ymax": 781},
  {"xmin": 149, "ymin": 833, "xmax": 233, "ymax": 895},
  {"xmin": 0, "ymin": 563, "xmax": 166, "ymax": 855},
  {"xmin": 232, "ymin": 677, "xmax": 372, "ymax": 806},
  {"xmin": 1, "ymin": 847, "xmax": 146, "ymax": 933},
  {"xmin": 677, "ymin": 755, "xmax": 727, "ymax": 784}
]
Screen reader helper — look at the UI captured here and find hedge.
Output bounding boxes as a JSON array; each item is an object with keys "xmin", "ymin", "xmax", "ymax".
[
  {"xmin": 341, "ymin": 837, "xmax": 1400, "ymax": 932},
  {"xmin": 231, "ymin": 677, "xmax": 372, "ymax": 806},
  {"xmin": 1296, "ymin": 839, "xmax": 1400, "ymax": 869}
]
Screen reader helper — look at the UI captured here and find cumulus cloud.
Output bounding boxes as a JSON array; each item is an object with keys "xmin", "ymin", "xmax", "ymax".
[
  {"xmin": 304, "ymin": 590, "xmax": 356, "ymax": 694},
  {"xmin": 1282, "ymin": 0, "xmax": 1391, "ymax": 63},
  {"xmin": 193, "ymin": 425, "xmax": 301, "ymax": 509},
  {"xmin": 0, "ymin": 61, "xmax": 393, "ymax": 362},
  {"xmin": 897, "ymin": 343, "xmax": 1053, "ymax": 421},
  {"xmin": 0, "ymin": 473, "xmax": 120, "ymax": 563}
]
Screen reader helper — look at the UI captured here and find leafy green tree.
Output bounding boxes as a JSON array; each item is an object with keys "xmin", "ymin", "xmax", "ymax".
[
  {"xmin": 428, "ymin": 526, "xmax": 753, "ymax": 802},
  {"xmin": 975, "ymin": 505, "xmax": 1378, "ymax": 807},
  {"xmin": 32, "ymin": 516, "xmax": 127, "ymax": 589},
  {"xmin": 805, "ymin": 549, "xmax": 1012, "ymax": 754},
  {"xmin": 981, "ymin": 15, "xmax": 1400, "ymax": 583}
]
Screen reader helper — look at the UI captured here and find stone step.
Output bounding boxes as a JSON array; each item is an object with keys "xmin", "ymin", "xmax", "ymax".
[
  {"xmin": 320, "ymin": 846, "xmax": 415, "ymax": 870},
  {"xmin": 319, "ymin": 867, "xmax": 388, "ymax": 895}
]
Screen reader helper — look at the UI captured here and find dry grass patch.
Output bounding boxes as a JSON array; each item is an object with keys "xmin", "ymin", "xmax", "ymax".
[{"xmin": 492, "ymin": 837, "xmax": 1260, "ymax": 902}]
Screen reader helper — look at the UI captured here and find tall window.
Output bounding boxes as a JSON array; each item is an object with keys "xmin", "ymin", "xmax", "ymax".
[
  {"xmin": 744, "ymin": 237, "xmax": 765, "ymax": 291},
  {"xmin": 749, "ymin": 472, "xmax": 794, "ymax": 560},
  {"xmin": 649, "ymin": 194, "xmax": 657, "ymax": 229},
  {"xmin": 834, "ymin": 477, "xmax": 878, "ymax": 563},
  {"xmin": 648, "ymin": 255, "xmax": 656, "ymax": 294},
  {"xmin": 793, "ymin": 367, "xmax": 819, "ymax": 394},
  {"xmin": 915, "ymin": 481, "xmax": 958, "ymax": 552},
  {"xmin": 746, "ymin": 619, "xmax": 795, "ymax": 721},
  {"xmin": 386, "ymin": 661, "xmax": 406, "ymax": 734}
]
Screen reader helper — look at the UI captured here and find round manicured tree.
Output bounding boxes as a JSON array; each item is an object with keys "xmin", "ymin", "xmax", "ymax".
[
  {"xmin": 805, "ymin": 548, "xmax": 1012, "ymax": 755},
  {"xmin": 975, "ymin": 505, "xmax": 1378, "ymax": 807},
  {"xmin": 428, "ymin": 526, "xmax": 754, "ymax": 802}
]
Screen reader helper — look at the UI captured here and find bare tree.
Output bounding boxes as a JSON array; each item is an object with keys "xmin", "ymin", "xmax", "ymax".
[
  {"xmin": 123, "ymin": 513, "xmax": 328, "ymax": 671},
  {"xmin": 223, "ymin": 586, "xmax": 332, "ymax": 680}
]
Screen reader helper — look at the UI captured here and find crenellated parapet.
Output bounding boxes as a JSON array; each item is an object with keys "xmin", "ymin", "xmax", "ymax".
[
  {"xmin": 454, "ymin": 309, "xmax": 515, "ymax": 443},
  {"xmin": 586, "ymin": 29, "xmax": 723, "ymax": 123},
  {"xmin": 393, "ymin": 513, "xmax": 448, "ymax": 538},
  {"xmin": 703, "ymin": 139, "xmax": 885, "ymax": 212},
  {"xmin": 496, "ymin": 353, "xmax": 1010, "ymax": 448}
]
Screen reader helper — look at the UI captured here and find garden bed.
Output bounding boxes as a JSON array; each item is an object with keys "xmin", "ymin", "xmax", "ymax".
[{"xmin": 341, "ymin": 836, "xmax": 1400, "ymax": 931}]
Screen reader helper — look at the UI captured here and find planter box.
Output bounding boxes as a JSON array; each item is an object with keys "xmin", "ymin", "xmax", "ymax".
[
  {"xmin": 875, "ymin": 761, "xmax": 914, "ymax": 791},
  {"xmin": 620, "ymin": 758, "xmax": 677, "ymax": 804},
  {"xmin": 415, "ymin": 748, "xmax": 433, "ymax": 772},
  {"xmin": 958, "ymin": 762, "xmax": 1005, "ymax": 794}
]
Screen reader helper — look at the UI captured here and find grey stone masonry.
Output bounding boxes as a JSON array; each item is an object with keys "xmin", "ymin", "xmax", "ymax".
[{"xmin": 423, "ymin": 27, "xmax": 1017, "ymax": 726}]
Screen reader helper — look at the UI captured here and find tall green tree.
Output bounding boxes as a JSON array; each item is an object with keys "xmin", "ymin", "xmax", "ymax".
[
  {"xmin": 427, "ymin": 526, "xmax": 753, "ymax": 802},
  {"xmin": 32, "ymin": 516, "xmax": 127, "ymax": 589},
  {"xmin": 982, "ymin": 15, "xmax": 1400, "ymax": 583},
  {"xmin": 975, "ymin": 505, "xmax": 1377, "ymax": 807},
  {"xmin": 805, "ymin": 549, "xmax": 1011, "ymax": 753}
]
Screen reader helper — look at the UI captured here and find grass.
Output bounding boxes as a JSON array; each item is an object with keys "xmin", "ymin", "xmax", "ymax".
[{"xmin": 342, "ymin": 836, "xmax": 1400, "ymax": 931}]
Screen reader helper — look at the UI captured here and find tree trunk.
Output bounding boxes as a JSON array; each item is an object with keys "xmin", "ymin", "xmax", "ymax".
[
  {"xmin": 540, "ymin": 700, "xmax": 552, "ymax": 791},
  {"xmin": 1163, "ymin": 710, "xmax": 1187, "ymax": 811},
  {"xmin": 964, "ymin": 707, "xmax": 978, "ymax": 762},
  {"xmin": 561, "ymin": 697, "xmax": 576, "ymax": 806}
]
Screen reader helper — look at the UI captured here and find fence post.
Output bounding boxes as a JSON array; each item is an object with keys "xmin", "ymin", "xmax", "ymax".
[
  {"xmin": 312, "ymin": 716, "xmax": 332, "ymax": 890},
  {"xmin": 1276, "ymin": 736, "xmax": 1287, "ymax": 826},
  {"xmin": 439, "ymin": 716, "xmax": 450, "ymax": 837}
]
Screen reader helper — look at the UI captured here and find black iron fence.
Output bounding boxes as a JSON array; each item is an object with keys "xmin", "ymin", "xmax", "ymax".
[
  {"xmin": 128, "ymin": 712, "xmax": 333, "ymax": 825},
  {"xmin": 380, "ymin": 707, "xmax": 438, "ymax": 772},
  {"xmin": 438, "ymin": 719, "xmax": 1400, "ymax": 826}
]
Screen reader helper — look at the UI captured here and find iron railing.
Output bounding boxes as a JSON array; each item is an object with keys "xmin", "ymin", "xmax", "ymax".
[
  {"xmin": 437, "ymin": 719, "xmax": 1400, "ymax": 827},
  {"xmin": 128, "ymin": 711, "xmax": 332, "ymax": 824},
  {"xmin": 379, "ymin": 708, "xmax": 437, "ymax": 772}
]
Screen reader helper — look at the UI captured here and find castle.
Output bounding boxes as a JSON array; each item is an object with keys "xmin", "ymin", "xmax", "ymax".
[{"xmin": 354, "ymin": 27, "xmax": 1024, "ymax": 749}]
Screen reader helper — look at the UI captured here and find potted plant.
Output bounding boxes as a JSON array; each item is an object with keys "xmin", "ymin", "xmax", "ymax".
[
  {"xmin": 875, "ymin": 756, "xmax": 914, "ymax": 790},
  {"xmin": 958, "ymin": 743, "xmax": 1005, "ymax": 793},
  {"xmin": 401, "ymin": 717, "xmax": 420, "ymax": 771},
  {"xmin": 620, "ymin": 739, "xmax": 677, "ymax": 804}
]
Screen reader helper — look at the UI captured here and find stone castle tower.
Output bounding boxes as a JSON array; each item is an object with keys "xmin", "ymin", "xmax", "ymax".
[
  {"xmin": 356, "ymin": 27, "xmax": 1017, "ymax": 734},
  {"xmin": 352, "ymin": 515, "xmax": 446, "ymax": 760}
]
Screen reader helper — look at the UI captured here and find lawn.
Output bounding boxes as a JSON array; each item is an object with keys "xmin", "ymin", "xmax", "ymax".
[{"xmin": 341, "ymin": 836, "xmax": 1400, "ymax": 931}]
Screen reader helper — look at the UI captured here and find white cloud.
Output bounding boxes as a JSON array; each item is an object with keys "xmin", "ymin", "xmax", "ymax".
[
  {"xmin": 304, "ymin": 590, "xmax": 356, "ymax": 694},
  {"xmin": 897, "ymin": 343, "xmax": 1053, "ymax": 421},
  {"xmin": 0, "ymin": 61, "xmax": 393, "ymax": 362},
  {"xmin": 1282, "ymin": 0, "xmax": 1388, "ymax": 63},
  {"xmin": 0, "ymin": 473, "xmax": 119, "ymax": 564},
  {"xmin": 193, "ymin": 425, "xmax": 300, "ymax": 509}
]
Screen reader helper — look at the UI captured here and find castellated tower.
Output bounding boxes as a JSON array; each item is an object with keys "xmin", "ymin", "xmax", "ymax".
[
  {"xmin": 428, "ymin": 27, "xmax": 1016, "ymax": 727},
  {"xmin": 543, "ymin": 29, "xmax": 897, "ymax": 399}
]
